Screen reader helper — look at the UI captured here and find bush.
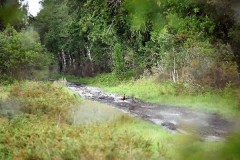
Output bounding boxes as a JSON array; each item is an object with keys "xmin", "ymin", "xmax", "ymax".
[
  {"xmin": 0, "ymin": 26, "xmax": 51, "ymax": 81},
  {"xmin": 8, "ymin": 81, "xmax": 80, "ymax": 119}
]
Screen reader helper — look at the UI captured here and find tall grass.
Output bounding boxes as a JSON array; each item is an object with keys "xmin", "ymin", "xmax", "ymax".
[
  {"xmin": 50, "ymin": 73, "xmax": 125, "ymax": 86},
  {"xmin": 1, "ymin": 81, "xmax": 240, "ymax": 159},
  {"xmin": 0, "ymin": 85, "xmax": 10, "ymax": 100},
  {"xmin": 175, "ymin": 133, "xmax": 240, "ymax": 160},
  {"xmin": 8, "ymin": 81, "xmax": 80, "ymax": 118},
  {"xmin": 0, "ymin": 81, "xmax": 175, "ymax": 159},
  {"xmin": 0, "ymin": 115, "xmax": 174, "ymax": 160}
]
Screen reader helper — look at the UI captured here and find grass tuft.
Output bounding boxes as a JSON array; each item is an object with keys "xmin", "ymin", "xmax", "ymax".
[{"xmin": 8, "ymin": 81, "xmax": 80, "ymax": 117}]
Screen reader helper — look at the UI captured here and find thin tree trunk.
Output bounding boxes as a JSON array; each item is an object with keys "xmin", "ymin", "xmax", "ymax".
[
  {"xmin": 85, "ymin": 44, "xmax": 94, "ymax": 74},
  {"xmin": 106, "ymin": 20, "xmax": 114, "ymax": 34},
  {"xmin": 68, "ymin": 53, "xmax": 72, "ymax": 67},
  {"xmin": 73, "ymin": 57, "xmax": 76, "ymax": 70},
  {"xmin": 67, "ymin": 53, "xmax": 72, "ymax": 72},
  {"xmin": 61, "ymin": 49, "xmax": 66, "ymax": 72},
  {"xmin": 172, "ymin": 71, "xmax": 176, "ymax": 83},
  {"xmin": 58, "ymin": 52, "xmax": 63, "ymax": 72},
  {"xmin": 70, "ymin": 54, "xmax": 76, "ymax": 70},
  {"xmin": 172, "ymin": 50, "xmax": 177, "ymax": 83}
]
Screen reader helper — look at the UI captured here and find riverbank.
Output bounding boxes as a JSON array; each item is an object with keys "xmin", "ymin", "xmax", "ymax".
[{"xmin": 51, "ymin": 73, "xmax": 240, "ymax": 118}]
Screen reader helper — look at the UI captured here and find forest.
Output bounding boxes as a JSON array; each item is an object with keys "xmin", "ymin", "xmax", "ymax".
[{"xmin": 0, "ymin": 0, "xmax": 240, "ymax": 159}]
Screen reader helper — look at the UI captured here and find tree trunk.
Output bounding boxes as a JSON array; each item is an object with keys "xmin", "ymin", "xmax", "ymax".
[
  {"xmin": 172, "ymin": 49, "xmax": 177, "ymax": 83},
  {"xmin": 85, "ymin": 44, "xmax": 94, "ymax": 74},
  {"xmin": 61, "ymin": 49, "xmax": 66, "ymax": 73},
  {"xmin": 58, "ymin": 52, "xmax": 63, "ymax": 73},
  {"xmin": 69, "ymin": 53, "xmax": 72, "ymax": 67},
  {"xmin": 72, "ymin": 57, "xmax": 75, "ymax": 69}
]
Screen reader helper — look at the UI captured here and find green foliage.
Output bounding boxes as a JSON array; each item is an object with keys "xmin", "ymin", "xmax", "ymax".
[
  {"xmin": 0, "ymin": 81, "xmax": 175, "ymax": 159},
  {"xmin": 177, "ymin": 133, "xmax": 240, "ymax": 160},
  {"xmin": 113, "ymin": 43, "xmax": 125, "ymax": 75},
  {"xmin": 0, "ymin": 85, "xmax": 10, "ymax": 100},
  {"xmin": 0, "ymin": 0, "xmax": 27, "ymax": 30},
  {"xmin": 0, "ymin": 114, "xmax": 173, "ymax": 159},
  {"xmin": 36, "ymin": 0, "xmax": 72, "ymax": 53},
  {"xmin": 35, "ymin": 0, "xmax": 240, "ymax": 87},
  {"xmin": 35, "ymin": 0, "xmax": 116, "ymax": 75},
  {"xmin": 51, "ymin": 72, "xmax": 135, "ymax": 87},
  {"xmin": 8, "ymin": 81, "xmax": 80, "ymax": 118},
  {"xmin": 122, "ymin": 0, "xmax": 238, "ymax": 87},
  {"xmin": 0, "ymin": 26, "xmax": 51, "ymax": 82},
  {"xmin": 124, "ymin": 0, "xmax": 163, "ymax": 31},
  {"xmin": 84, "ymin": 73, "xmax": 121, "ymax": 86},
  {"xmin": 219, "ymin": 133, "xmax": 240, "ymax": 159}
]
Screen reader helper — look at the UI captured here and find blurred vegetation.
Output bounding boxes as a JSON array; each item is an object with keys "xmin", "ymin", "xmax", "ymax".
[
  {"xmin": 0, "ymin": 0, "xmax": 28, "ymax": 30},
  {"xmin": 8, "ymin": 81, "xmax": 80, "ymax": 119},
  {"xmin": 0, "ymin": 25, "xmax": 52, "ymax": 83},
  {"xmin": 0, "ymin": 81, "xmax": 176, "ymax": 159},
  {"xmin": 176, "ymin": 133, "xmax": 240, "ymax": 160}
]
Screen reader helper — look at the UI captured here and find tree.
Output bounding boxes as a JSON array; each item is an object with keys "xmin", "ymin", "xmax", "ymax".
[
  {"xmin": 0, "ymin": 25, "xmax": 51, "ymax": 81},
  {"xmin": 34, "ymin": 0, "xmax": 239, "ymax": 86},
  {"xmin": 0, "ymin": 0, "xmax": 27, "ymax": 30}
]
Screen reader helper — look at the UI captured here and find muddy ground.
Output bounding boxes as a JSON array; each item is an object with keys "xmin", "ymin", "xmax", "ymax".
[{"xmin": 67, "ymin": 82, "xmax": 236, "ymax": 141}]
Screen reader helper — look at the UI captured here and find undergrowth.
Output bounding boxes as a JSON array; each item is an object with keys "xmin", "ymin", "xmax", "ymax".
[
  {"xmin": 0, "ymin": 115, "xmax": 174, "ymax": 160},
  {"xmin": 7, "ymin": 81, "xmax": 80, "ymax": 122},
  {"xmin": 0, "ymin": 81, "xmax": 174, "ymax": 159},
  {"xmin": 0, "ymin": 81, "xmax": 240, "ymax": 159}
]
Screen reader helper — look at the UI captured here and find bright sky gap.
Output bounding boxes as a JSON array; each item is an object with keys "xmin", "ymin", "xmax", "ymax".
[{"xmin": 24, "ymin": 0, "xmax": 42, "ymax": 16}]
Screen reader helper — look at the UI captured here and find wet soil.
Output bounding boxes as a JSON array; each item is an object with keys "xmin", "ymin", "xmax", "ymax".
[{"xmin": 67, "ymin": 82, "xmax": 235, "ymax": 141}]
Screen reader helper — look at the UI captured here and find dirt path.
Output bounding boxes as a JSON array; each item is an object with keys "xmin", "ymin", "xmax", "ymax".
[{"xmin": 67, "ymin": 82, "xmax": 235, "ymax": 141}]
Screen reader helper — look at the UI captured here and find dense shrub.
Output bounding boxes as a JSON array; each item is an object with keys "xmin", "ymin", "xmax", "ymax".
[
  {"xmin": 8, "ymin": 81, "xmax": 80, "ymax": 119},
  {"xmin": 0, "ymin": 26, "xmax": 51, "ymax": 82}
]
